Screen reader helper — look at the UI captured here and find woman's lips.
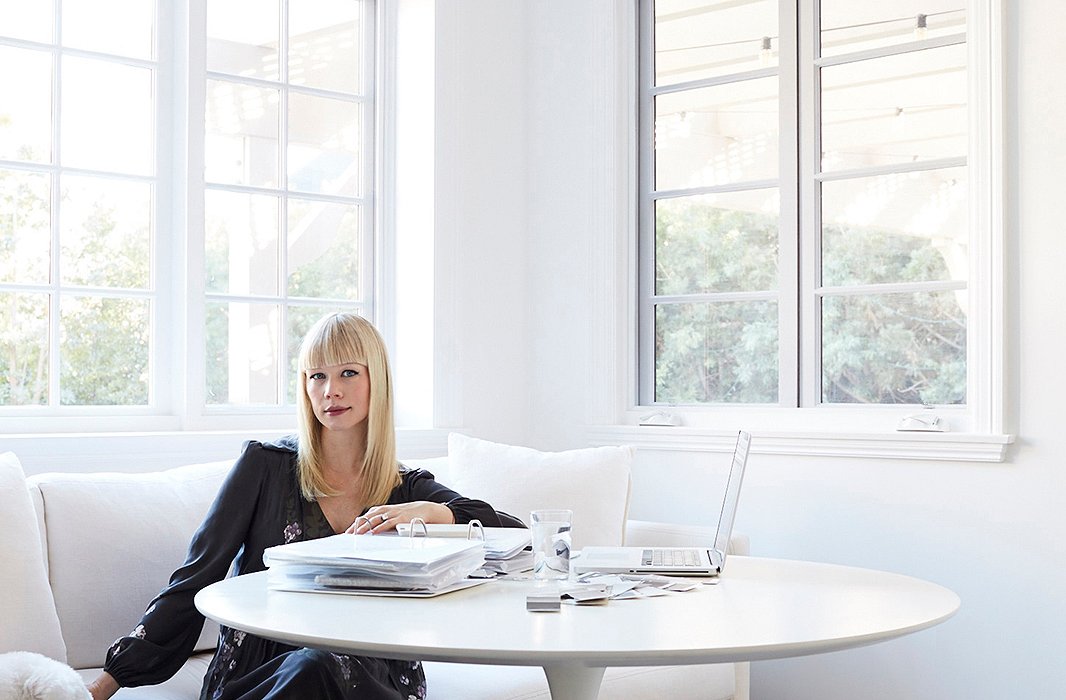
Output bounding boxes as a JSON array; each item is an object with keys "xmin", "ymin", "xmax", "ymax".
[{"xmin": 325, "ymin": 406, "xmax": 350, "ymax": 416}]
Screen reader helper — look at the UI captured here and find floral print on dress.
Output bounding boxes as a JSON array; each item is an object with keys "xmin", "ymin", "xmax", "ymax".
[
  {"xmin": 131, "ymin": 625, "xmax": 146, "ymax": 639},
  {"xmin": 283, "ymin": 520, "xmax": 303, "ymax": 543},
  {"xmin": 329, "ymin": 652, "xmax": 355, "ymax": 686},
  {"xmin": 401, "ymin": 662, "xmax": 427, "ymax": 699}
]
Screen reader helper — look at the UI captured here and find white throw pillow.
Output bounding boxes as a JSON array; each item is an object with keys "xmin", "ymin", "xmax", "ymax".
[
  {"xmin": 446, "ymin": 434, "xmax": 633, "ymax": 549},
  {"xmin": 31, "ymin": 461, "xmax": 232, "ymax": 670},
  {"xmin": 0, "ymin": 453, "xmax": 67, "ymax": 661}
]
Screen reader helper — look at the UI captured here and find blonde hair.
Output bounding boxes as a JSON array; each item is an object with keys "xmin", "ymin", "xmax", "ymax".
[{"xmin": 296, "ymin": 312, "xmax": 400, "ymax": 503}]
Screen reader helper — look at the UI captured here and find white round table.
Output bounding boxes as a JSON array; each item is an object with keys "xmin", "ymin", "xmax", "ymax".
[{"xmin": 194, "ymin": 556, "xmax": 959, "ymax": 700}]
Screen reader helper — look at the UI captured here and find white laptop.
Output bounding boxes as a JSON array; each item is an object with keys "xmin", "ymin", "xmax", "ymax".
[{"xmin": 573, "ymin": 430, "xmax": 751, "ymax": 577}]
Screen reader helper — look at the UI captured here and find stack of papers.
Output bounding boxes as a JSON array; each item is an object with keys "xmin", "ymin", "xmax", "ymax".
[
  {"xmin": 263, "ymin": 534, "xmax": 486, "ymax": 595},
  {"xmin": 564, "ymin": 573, "xmax": 708, "ymax": 602}
]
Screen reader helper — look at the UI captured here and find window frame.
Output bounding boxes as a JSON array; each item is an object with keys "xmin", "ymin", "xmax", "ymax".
[
  {"xmin": 0, "ymin": 0, "xmax": 402, "ymax": 435},
  {"xmin": 607, "ymin": 0, "xmax": 1009, "ymax": 460}
]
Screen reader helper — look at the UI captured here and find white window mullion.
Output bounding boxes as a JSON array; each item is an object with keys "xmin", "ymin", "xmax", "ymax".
[
  {"xmin": 185, "ymin": 0, "xmax": 208, "ymax": 424},
  {"xmin": 49, "ymin": 38, "xmax": 62, "ymax": 409},
  {"xmin": 277, "ymin": 0, "xmax": 290, "ymax": 407},
  {"xmin": 153, "ymin": 0, "xmax": 173, "ymax": 415},
  {"xmin": 370, "ymin": 0, "xmax": 387, "ymax": 338},
  {"xmin": 798, "ymin": 0, "xmax": 821, "ymax": 408},
  {"xmin": 637, "ymin": 0, "xmax": 657, "ymax": 406},
  {"xmin": 778, "ymin": 0, "xmax": 800, "ymax": 407}
]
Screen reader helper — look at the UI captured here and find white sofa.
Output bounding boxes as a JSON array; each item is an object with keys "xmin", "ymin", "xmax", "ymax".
[{"xmin": 1, "ymin": 448, "xmax": 749, "ymax": 700}]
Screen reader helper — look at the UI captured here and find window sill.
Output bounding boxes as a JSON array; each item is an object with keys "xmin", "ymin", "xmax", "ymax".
[
  {"xmin": 586, "ymin": 424, "xmax": 1014, "ymax": 462},
  {"xmin": 3, "ymin": 428, "xmax": 452, "ymax": 476}
]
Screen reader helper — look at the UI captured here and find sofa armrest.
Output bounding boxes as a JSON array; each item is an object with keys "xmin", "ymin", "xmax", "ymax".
[{"xmin": 623, "ymin": 519, "xmax": 749, "ymax": 556}]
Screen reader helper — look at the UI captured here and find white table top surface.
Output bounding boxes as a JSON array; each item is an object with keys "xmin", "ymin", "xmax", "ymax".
[{"xmin": 194, "ymin": 556, "xmax": 960, "ymax": 668}]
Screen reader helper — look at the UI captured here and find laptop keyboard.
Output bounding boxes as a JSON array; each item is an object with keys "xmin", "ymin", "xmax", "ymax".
[{"xmin": 642, "ymin": 548, "xmax": 701, "ymax": 567}]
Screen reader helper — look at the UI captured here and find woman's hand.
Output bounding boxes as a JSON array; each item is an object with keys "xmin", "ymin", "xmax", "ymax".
[
  {"xmin": 87, "ymin": 672, "xmax": 119, "ymax": 700},
  {"xmin": 346, "ymin": 501, "xmax": 455, "ymax": 534}
]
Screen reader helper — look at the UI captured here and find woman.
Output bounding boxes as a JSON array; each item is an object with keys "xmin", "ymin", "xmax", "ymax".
[{"xmin": 88, "ymin": 312, "xmax": 522, "ymax": 700}]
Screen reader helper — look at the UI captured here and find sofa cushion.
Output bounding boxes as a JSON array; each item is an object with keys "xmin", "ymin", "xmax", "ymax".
[
  {"xmin": 0, "ymin": 452, "xmax": 67, "ymax": 661},
  {"xmin": 29, "ymin": 461, "xmax": 233, "ymax": 669},
  {"xmin": 446, "ymin": 434, "xmax": 633, "ymax": 549},
  {"xmin": 75, "ymin": 651, "xmax": 214, "ymax": 699}
]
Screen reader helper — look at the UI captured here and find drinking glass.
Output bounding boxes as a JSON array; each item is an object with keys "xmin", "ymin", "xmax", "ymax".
[{"xmin": 531, "ymin": 509, "xmax": 572, "ymax": 580}]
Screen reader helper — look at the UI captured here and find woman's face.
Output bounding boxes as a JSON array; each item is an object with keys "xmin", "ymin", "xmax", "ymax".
[{"xmin": 305, "ymin": 362, "xmax": 371, "ymax": 432}]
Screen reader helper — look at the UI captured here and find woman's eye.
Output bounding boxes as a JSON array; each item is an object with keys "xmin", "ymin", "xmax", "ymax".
[
  {"xmin": 342, "ymin": 369, "xmax": 359, "ymax": 378},
  {"xmin": 309, "ymin": 372, "xmax": 325, "ymax": 381}
]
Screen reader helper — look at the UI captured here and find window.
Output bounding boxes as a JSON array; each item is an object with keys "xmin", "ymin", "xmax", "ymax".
[
  {"xmin": 0, "ymin": 0, "xmax": 379, "ymax": 429},
  {"xmin": 0, "ymin": 1, "xmax": 157, "ymax": 410},
  {"xmin": 638, "ymin": 0, "xmax": 997, "ymax": 432},
  {"xmin": 201, "ymin": 0, "xmax": 374, "ymax": 409}
]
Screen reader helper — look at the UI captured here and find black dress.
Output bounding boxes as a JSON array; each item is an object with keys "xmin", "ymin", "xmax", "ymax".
[{"xmin": 103, "ymin": 437, "xmax": 522, "ymax": 700}]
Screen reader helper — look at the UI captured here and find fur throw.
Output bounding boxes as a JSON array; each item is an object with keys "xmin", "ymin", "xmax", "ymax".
[{"xmin": 0, "ymin": 652, "xmax": 90, "ymax": 700}]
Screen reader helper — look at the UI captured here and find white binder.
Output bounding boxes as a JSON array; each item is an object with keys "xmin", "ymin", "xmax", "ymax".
[{"xmin": 263, "ymin": 532, "xmax": 485, "ymax": 594}]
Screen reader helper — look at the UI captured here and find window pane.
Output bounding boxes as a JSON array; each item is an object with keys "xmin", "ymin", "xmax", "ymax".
[
  {"xmin": 289, "ymin": 2, "xmax": 361, "ymax": 93},
  {"xmin": 0, "ymin": 169, "xmax": 51, "ymax": 284},
  {"xmin": 288, "ymin": 94, "xmax": 361, "ymax": 196},
  {"xmin": 207, "ymin": 0, "xmax": 280, "ymax": 80},
  {"xmin": 822, "ymin": 168, "xmax": 967, "ymax": 287},
  {"xmin": 655, "ymin": 301, "xmax": 778, "ymax": 404},
  {"xmin": 62, "ymin": 0, "xmax": 154, "ymax": 60},
  {"xmin": 60, "ymin": 175, "xmax": 151, "ymax": 289},
  {"xmin": 822, "ymin": 291, "xmax": 966, "ymax": 405},
  {"xmin": 0, "ymin": 292, "xmax": 49, "ymax": 406},
  {"xmin": 654, "ymin": 0, "xmax": 777, "ymax": 86},
  {"xmin": 820, "ymin": 2, "xmax": 965, "ymax": 58},
  {"xmin": 61, "ymin": 57, "xmax": 154, "ymax": 175},
  {"xmin": 285, "ymin": 304, "xmax": 337, "ymax": 404},
  {"xmin": 655, "ymin": 77, "xmax": 777, "ymax": 191},
  {"xmin": 205, "ymin": 301, "xmax": 279, "ymax": 405},
  {"xmin": 0, "ymin": 2, "xmax": 52, "ymax": 43},
  {"xmin": 206, "ymin": 80, "xmax": 280, "ymax": 187},
  {"xmin": 205, "ymin": 190, "xmax": 279, "ymax": 295},
  {"xmin": 59, "ymin": 296, "xmax": 150, "ymax": 405},
  {"xmin": 655, "ymin": 190, "xmax": 778, "ymax": 296},
  {"xmin": 820, "ymin": 44, "xmax": 966, "ymax": 172},
  {"xmin": 286, "ymin": 199, "xmax": 360, "ymax": 300},
  {"xmin": 0, "ymin": 47, "xmax": 52, "ymax": 164}
]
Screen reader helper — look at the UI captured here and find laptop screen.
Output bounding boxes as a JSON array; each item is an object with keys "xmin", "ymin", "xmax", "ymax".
[{"xmin": 713, "ymin": 430, "xmax": 751, "ymax": 556}]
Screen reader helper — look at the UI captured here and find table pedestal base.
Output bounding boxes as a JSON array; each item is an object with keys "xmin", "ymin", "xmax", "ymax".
[{"xmin": 542, "ymin": 664, "xmax": 606, "ymax": 700}]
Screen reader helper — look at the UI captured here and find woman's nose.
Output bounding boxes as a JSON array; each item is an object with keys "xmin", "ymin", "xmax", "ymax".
[{"xmin": 324, "ymin": 381, "xmax": 340, "ymax": 398}]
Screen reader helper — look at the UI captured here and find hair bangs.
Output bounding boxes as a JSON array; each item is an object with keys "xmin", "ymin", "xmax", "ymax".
[{"xmin": 299, "ymin": 314, "xmax": 368, "ymax": 373}]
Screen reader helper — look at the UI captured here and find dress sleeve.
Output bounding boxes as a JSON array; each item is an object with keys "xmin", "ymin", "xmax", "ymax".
[
  {"xmin": 394, "ymin": 469, "xmax": 526, "ymax": 528},
  {"xmin": 103, "ymin": 442, "xmax": 272, "ymax": 688}
]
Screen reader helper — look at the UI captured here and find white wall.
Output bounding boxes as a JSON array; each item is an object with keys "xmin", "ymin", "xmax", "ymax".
[
  {"xmin": 433, "ymin": 0, "xmax": 531, "ymax": 445},
  {"xmin": 437, "ymin": 1, "xmax": 1066, "ymax": 697}
]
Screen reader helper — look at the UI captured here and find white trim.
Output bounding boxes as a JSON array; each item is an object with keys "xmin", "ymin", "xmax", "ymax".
[
  {"xmin": 636, "ymin": 0, "xmax": 655, "ymax": 408},
  {"xmin": 778, "ymin": 0, "xmax": 800, "ymax": 408},
  {"xmin": 799, "ymin": 0, "xmax": 820, "ymax": 407},
  {"xmin": 3, "ymin": 428, "xmax": 451, "ymax": 476},
  {"xmin": 183, "ymin": 0, "xmax": 208, "ymax": 422},
  {"xmin": 967, "ymin": 0, "xmax": 1007, "ymax": 436},
  {"xmin": 587, "ymin": 425, "xmax": 1013, "ymax": 463},
  {"xmin": 432, "ymin": 0, "xmax": 464, "ymax": 429},
  {"xmin": 589, "ymin": 0, "xmax": 637, "ymax": 426}
]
